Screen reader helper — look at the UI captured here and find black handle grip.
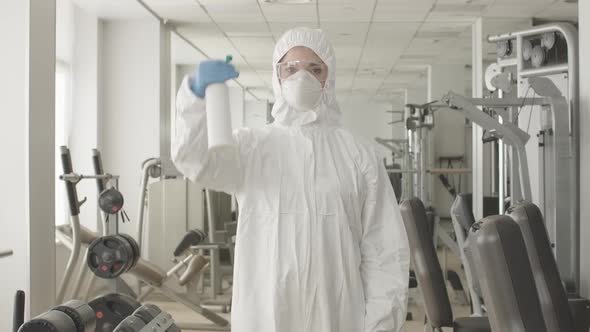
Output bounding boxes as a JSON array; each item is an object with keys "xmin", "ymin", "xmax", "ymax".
[
  {"xmin": 482, "ymin": 136, "xmax": 498, "ymax": 144},
  {"xmin": 13, "ymin": 290, "xmax": 24, "ymax": 332},
  {"xmin": 438, "ymin": 174, "xmax": 457, "ymax": 198},
  {"xmin": 60, "ymin": 146, "xmax": 80, "ymax": 216},
  {"xmin": 91, "ymin": 149, "xmax": 106, "ymax": 193},
  {"xmin": 173, "ymin": 229, "xmax": 207, "ymax": 257}
]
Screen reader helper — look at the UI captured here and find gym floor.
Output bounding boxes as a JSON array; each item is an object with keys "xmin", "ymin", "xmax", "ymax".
[{"xmin": 153, "ymin": 247, "xmax": 470, "ymax": 332}]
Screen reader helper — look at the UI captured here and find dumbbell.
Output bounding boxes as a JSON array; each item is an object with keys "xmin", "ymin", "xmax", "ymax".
[
  {"xmin": 18, "ymin": 300, "xmax": 96, "ymax": 332},
  {"xmin": 89, "ymin": 293, "xmax": 141, "ymax": 332},
  {"xmin": 87, "ymin": 234, "xmax": 140, "ymax": 279},
  {"xmin": 113, "ymin": 304, "xmax": 180, "ymax": 332},
  {"xmin": 98, "ymin": 187, "xmax": 124, "ymax": 214}
]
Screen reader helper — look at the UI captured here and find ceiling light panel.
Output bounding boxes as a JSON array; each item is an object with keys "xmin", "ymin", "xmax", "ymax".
[
  {"xmin": 373, "ymin": 0, "xmax": 434, "ymax": 23},
  {"xmin": 367, "ymin": 22, "xmax": 421, "ymax": 44},
  {"xmin": 426, "ymin": 3, "xmax": 489, "ymax": 22},
  {"xmin": 321, "ymin": 22, "xmax": 369, "ymax": 45},
  {"xmin": 359, "ymin": 22, "xmax": 420, "ymax": 68},
  {"xmin": 176, "ymin": 22, "xmax": 222, "ymax": 36},
  {"xmin": 318, "ymin": 1, "xmax": 375, "ymax": 23},
  {"xmin": 322, "ymin": 22, "xmax": 368, "ymax": 69},
  {"xmin": 416, "ymin": 21, "xmax": 470, "ymax": 39},
  {"xmin": 218, "ymin": 22, "xmax": 274, "ymax": 38},
  {"xmin": 143, "ymin": 0, "xmax": 209, "ymax": 23},
  {"xmin": 229, "ymin": 37, "xmax": 275, "ymax": 58},
  {"xmin": 229, "ymin": 38, "xmax": 275, "ymax": 70},
  {"xmin": 403, "ymin": 38, "xmax": 455, "ymax": 57},
  {"xmin": 359, "ymin": 48, "xmax": 405, "ymax": 67},
  {"xmin": 269, "ymin": 22, "xmax": 315, "ymax": 39},
  {"xmin": 333, "ymin": 46, "xmax": 364, "ymax": 69},
  {"xmin": 198, "ymin": 0, "xmax": 265, "ymax": 23},
  {"xmin": 260, "ymin": 3, "xmax": 317, "ymax": 23}
]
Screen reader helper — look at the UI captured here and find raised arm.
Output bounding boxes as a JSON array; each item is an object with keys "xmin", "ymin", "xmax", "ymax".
[{"xmin": 171, "ymin": 61, "xmax": 243, "ymax": 193}]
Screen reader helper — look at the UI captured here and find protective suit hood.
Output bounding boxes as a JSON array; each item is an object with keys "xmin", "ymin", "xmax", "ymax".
[{"xmin": 271, "ymin": 27, "xmax": 342, "ymax": 127}]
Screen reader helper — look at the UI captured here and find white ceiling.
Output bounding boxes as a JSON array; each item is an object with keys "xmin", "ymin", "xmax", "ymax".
[
  {"xmin": 74, "ymin": 0, "xmax": 579, "ymax": 101},
  {"xmin": 71, "ymin": 0, "xmax": 150, "ymax": 19}
]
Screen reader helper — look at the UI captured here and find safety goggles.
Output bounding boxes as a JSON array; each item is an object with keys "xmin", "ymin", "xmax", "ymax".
[{"xmin": 276, "ymin": 60, "xmax": 328, "ymax": 82}]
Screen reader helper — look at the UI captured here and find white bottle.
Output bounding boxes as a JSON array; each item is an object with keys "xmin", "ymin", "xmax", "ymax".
[{"xmin": 205, "ymin": 82, "xmax": 234, "ymax": 151}]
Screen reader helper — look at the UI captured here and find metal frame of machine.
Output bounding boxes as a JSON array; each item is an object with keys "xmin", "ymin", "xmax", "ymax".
[
  {"xmin": 404, "ymin": 23, "xmax": 580, "ymax": 300},
  {"xmin": 441, "ymin": 84, "xmax": 569, "ymax": 314},
  {"xmin": 138, "ymin": 159, "xmax": 235, "ymax": 310},
  {"xmin": 56, "ymin": 148, "xmax": 232, "ymax": 331},
  {"xmin": 481, "ymin": 23, "xmax": 579, "ymax": 292}
]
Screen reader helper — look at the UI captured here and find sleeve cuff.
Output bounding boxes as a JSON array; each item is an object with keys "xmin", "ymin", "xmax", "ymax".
[{"xmin": 177, "ymin": 75, "xmax": 206, "ymax": 114}]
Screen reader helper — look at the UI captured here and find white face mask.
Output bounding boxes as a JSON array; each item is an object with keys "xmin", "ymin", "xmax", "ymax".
[{"xmin": 280, "ymin": 70, "xmax": 323, "ymax": 112}]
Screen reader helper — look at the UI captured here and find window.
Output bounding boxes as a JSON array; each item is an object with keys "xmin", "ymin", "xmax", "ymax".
[{"xmin": 55, "ymin": 61, "xmax": 70, "ymax": 226}]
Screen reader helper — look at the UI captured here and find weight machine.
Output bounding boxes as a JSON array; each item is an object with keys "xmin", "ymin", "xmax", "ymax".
[
  {"xmin": 375, "ymin": 107, "xmax": 411, "ymax": 201},
  {"xmin": 439, "ymin": 78, "xmax": 566, "ymax": 314},
  {"xmin": 56, "ymin": 147, "xmax": 231, "ymax": 330},
  {"xmin": 440, "ymin": 23, "xmax": 583, "ymax": 315},
  {"xmin": 476, "ymin": 23, "xmax": 580, "ymax": 293},
  {"xmin": 380, "ymin": 101, "xmax": 472, "ymax": 305},
  {"xmin": 137, "ymin": 158, "xmax": 235, "ymax": 313}
]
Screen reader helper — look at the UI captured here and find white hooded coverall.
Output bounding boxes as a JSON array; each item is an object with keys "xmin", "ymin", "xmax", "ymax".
[{"xmin": 172, "ymin": 27, "xmax": 410, "ymax": 332}]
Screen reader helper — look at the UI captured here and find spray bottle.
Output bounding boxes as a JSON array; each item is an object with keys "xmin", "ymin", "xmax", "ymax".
[{"xmin": 205, "ymin": 55, "xmax": 235, "ymax": 151}]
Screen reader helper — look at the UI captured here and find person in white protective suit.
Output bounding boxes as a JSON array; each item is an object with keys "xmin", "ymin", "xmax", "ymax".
[{"xmin": 172, "ymin": 27, "xmax": 410, "ymax": 332}]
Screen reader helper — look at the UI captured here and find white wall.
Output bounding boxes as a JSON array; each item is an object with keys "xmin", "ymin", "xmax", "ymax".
[
  {"xmin": 0, "ymin": 0, "xmax": 56, "ymax": 327},
  {"xmin": 100, "ymin": 19, "xmax": 163, "ymax": 236},
  {"xmin": 0, "ymin": 2, "xmax": 30, "ymax": 327},
  {"xmin": 56, "ymin": 0, "xmax": 74, "ymax": 63},
  {"xmin": 406, "ymin": 87, "xmax": 427, "ymax": 106},
  {"xmin": 579, "ymin": 0, "xmax": 590, "ymax": 298},
  {"xmin": 53, "ymin": 0, "xmax": 103, "ymax": 235},
  {"xmin": 428, "ymin": 64, "xmax": 471, "ymax": 217},
  {"xmin": 69, "ymin": 5, "xmax": 101, "ymax": 232},
  {"xmin": 340, "ymin": 96, "xmax": 405, "ymax": 160}
]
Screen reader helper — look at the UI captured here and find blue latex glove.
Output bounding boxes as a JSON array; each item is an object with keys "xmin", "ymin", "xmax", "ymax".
[{"xmin": 189, "ymin": 60, "xmax": 239, "ymax": 98}]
